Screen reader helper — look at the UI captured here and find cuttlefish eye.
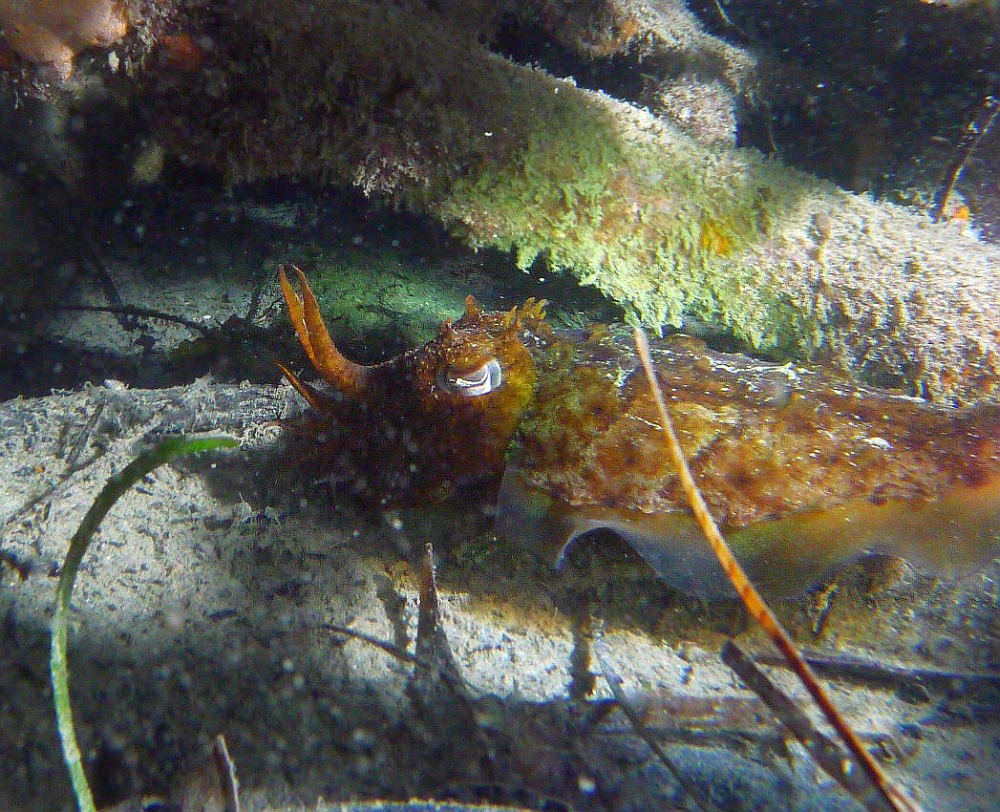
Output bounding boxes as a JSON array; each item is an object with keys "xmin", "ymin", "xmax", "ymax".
[{"xmin": 439, "ymin": 357, "xmax": 503, "ymax": 397}]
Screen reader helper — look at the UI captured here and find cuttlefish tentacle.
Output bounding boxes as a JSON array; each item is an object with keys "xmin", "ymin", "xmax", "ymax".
[
  {"xmin": 278, "ymin": 265, "xmax": 369, "ymax": 398},
  {"xmin": 278, "ymin": 266, "xmax": 311, "ymax": 361}
]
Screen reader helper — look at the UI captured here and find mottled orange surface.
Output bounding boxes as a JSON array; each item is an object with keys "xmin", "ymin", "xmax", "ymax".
[
  {"xmin": 504, "ymin": 324, "xmax": 1000, "ymax": 594},
  {"xmin": 516, "ymin": 326, "xmax": 1000, "ymax": 527},
  {"xmin": 159, "ymin": 32, "xmax": 204, "ymax": 73},
  {"xmin": 279, "ymin": 270, "xmax": 1000, "ymax": 592}
]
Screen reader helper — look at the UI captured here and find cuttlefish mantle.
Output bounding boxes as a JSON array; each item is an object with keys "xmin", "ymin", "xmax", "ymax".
[
  {"xmin": 278, "ymin": 267, "xmax": 1000, "ymax": 598},
  {"xmin": 498, "ymin": 328, "xmax": 1000, "ymax": 597}
]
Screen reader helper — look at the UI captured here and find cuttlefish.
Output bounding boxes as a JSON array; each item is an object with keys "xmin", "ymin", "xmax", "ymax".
[{"xmin": 277, "ymin": 266, "xmax": 1000, "ymax": 597}]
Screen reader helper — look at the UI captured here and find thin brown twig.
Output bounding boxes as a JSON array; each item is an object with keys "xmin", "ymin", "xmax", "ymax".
[
  {"xmin": 752, "ymin": 650, "xmax": 1000, "ymax": 691},
  {"xmin": 64, "ymin": 399, "xmax": 106, "ymax": 472},
  {"xmin": 211, "ymin": 735, "xmax": 241, "ymax": 812},
  {"xmin": 634, "ymin": 327, "xmax": 921, "ymax": 812}
]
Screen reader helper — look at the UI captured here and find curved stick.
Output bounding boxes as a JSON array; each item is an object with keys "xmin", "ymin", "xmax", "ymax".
[{"xmin": 51, "ymin": 435, "xmax": 238, "ymax": 812}]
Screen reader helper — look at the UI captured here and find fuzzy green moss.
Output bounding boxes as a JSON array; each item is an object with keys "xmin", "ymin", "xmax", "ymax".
[
  {"xmin": 147, "ymin": 0, "xmax": 819, "ymax": 354},
  {"xmin": 436, "ymin": 82, "xmax": 819, "ymax": 350},
  {"xmin": 293, "ymin": 248, "xmax": 471, "ymax": 355}
]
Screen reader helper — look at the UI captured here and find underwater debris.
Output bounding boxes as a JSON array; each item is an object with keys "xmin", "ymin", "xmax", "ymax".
[
  {"xmin": 931, "ymin": 95, "xmax": 1000, "ymax": 223},
  {"xmin": 174, "ymin": 735, "xmax": 241, "ymax": 812},
  {"xmin": 721, "ymin": 641, "xmax": 895, "ymax": 811},
  {"xmin": 593, "ymin": 629, "xmax": 718, "ymax": 810}
]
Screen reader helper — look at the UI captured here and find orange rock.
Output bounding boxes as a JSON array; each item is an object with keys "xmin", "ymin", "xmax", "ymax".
[
  {"xmin": 0, "ymin": 0, "xmax": 128, "ymax": 78},
  {"xmin": 160, "ymin": 32, "xmax": 204, "ymax": 72}
]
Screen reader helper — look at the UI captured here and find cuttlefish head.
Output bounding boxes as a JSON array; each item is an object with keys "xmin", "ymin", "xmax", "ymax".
[{"xmin": 277, "ymin": 265, "xmax": 544, "ymax": 505}]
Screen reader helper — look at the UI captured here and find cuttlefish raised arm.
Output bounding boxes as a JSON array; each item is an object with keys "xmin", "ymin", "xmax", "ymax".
[{"xmin": 278, "ymin": 265, "xmax": 369, "ymax": 401}]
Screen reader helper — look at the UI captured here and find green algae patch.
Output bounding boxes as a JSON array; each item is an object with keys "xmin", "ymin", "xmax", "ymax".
[
  {"xmin": 297, "ymin": 248, "xmax": 471, "ymax": 356},
  {"xmin": 437, "ymin": 83, "xmax": 815, "ymax": 348},
  {"xmin": 443, "ymin": 90, "xmax": 626, "ymax": 267},
  {"xmin": 282, "ymin": 238, "xmax": 619, "ymax": 364}
]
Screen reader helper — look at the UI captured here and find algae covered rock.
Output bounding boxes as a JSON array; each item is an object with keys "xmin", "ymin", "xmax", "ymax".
[
  {"xmin": 437, "ymin": 86, "xmax": 1000, "ymax": 404},
  {"xmin": 22, "ymin": 0, "xmax": 997, "ymax": 404}
]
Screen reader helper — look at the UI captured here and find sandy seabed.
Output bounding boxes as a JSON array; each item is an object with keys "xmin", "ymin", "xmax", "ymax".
[{"xmin": 1, "ymin": 366, "xmax": 999, "ymax": 810}]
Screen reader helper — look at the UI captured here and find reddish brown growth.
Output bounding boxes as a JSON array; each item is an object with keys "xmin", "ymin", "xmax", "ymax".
[{"xmin": 159, "ymin": 32, "xmax": 205, "ymax": 73}]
